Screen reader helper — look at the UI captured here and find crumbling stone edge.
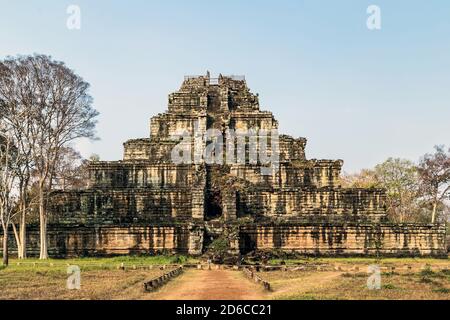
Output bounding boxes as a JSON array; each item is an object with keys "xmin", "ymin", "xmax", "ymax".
[
  {"xmin": 143, "ymin": 266, "xmax": 184, "ymax": 292},
  {"xmin": 243, "ymin": 267, "xmax": 271, "ymax": 291}
]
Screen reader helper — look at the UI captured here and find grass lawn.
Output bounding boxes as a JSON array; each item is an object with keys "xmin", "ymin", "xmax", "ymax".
[
  {"xmin": 0, "ymin": 267, "xmax": 168, "ymax": 300},
  {"xmin": 261, "ymin": 269, "xmax": 450, "ymax": 300},
  {"xmin": 0, "ymin": 255, "xmax": 197, "ymax": 300},
  {"xmin": 268, "ymin": 256, "xmax": 450, "ymax": 268},
  {"xmin": 0, "ymin": 256, "xmax": 448, "ymax": 300},
  {"xmin": 2, "ymin": 254, "xmax": 198, "ymax": 269},
  {"xmin": 258, "ymin": 258, "xmax": 450, "ymax": 300}
]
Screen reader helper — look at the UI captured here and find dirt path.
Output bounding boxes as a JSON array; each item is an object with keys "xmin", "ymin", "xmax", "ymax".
[{"xmin": 147, "ymin": 269, "xmax": 268, "ymax": 300}]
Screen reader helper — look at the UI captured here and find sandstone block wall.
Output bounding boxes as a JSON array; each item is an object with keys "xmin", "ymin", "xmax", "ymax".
[
  {"xmin": 123, "ymin": 139, "xmax": 179, "ymax": 161},
  {"xmin": 229, "ymin": 161, "xmax": 342, "ymax": 188},
  {"xmin": 1, "ymin": 222, "xmax": 446, "ymax": 257},
  {"xmin": 48, "ymin": 189, "xmax": 204, "ymax": 224},
  {"xmin": 150, "ymin": 113, "xmax": 207, "ymax": 139},
  {"xmin": 88, "ymin": 163, "xmax": 199, "ymax": 189},
  {"xmin": 237, "ymin": 188, "xmax": 387, "ymax": 221},
  {"xmin": 240, "ymin": 224, "xmax": 447, "ymax": 257},
  {"xmin": 29, "ymin": 73, "xmax": 445, "ymax": 258},
  {"xmin": 3, "ymin": 225, "xmax": 204, "ymax": 257}
]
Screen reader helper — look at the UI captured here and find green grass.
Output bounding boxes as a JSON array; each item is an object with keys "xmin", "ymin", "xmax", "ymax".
[
  {"xmin": 419, "ymin": 266, "xmax": 447, "ymax": 279},
  {"xmin": 268, "ymin": 256, "xmax": 449, "ymax": 265},
  {"xmin": 206, "ymin": 237, "xmax": 230, "ymax": 255},
  {"xmin": 341, "ymin": 272, "xmax": 367, "ymax": 278},
  {"xmin": 432, "ymin": 288, "xmax": 450, "ymax": 294},
  {"xmin": 417, "ymin": 267, "xmax": 450, "ymax": 290},
  {"xmin": 382, "ymin": 284, "xmax": 398, "ymax": 290},
  {"xmin": 0, "ymin": 255, "xmax": 198, "ymax": 272},
  {"xmin": 382, "ymin": 272, "xmax": 399, "ymax": 277},
  {"xmin": 275, "ymin": 293, "xmax": 319, "ymax": 300},
  {"xmin": 293, "ymin": 294, "xmax": 317, "ymax": 300}
]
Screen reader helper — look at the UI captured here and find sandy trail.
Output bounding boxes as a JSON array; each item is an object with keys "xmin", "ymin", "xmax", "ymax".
[{"xmin": 147, "ymin": 269, "xmax": 267, "ymax": 300}]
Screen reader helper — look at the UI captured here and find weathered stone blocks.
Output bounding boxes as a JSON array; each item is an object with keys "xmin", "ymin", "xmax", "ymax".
[
  {"xmin": 8, "ymin": 73, "xmax": 443, "ymax": 258},
  {"xmin": 239, "ymin": 224, "xmax": 447, "ymax": 256}
]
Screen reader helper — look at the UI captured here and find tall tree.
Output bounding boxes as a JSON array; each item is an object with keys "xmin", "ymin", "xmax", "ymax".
[
  {"xmin": 373, "ymin": 158, "xmax": 420, "ymax": 223},
  {"xmin": 417, "ymin": 146, "xmax": 450, "ymax": 223},
  {"xmin": 0, "ymin": 133, "xmax": 21, "ymax": 266},
  {"xmin": 0, "ymin": 62, "xmax": 35, "ymax": 259},
  {"xmin": 0, "ymin": 55, "xmax": 98, "ymax": 259},
  {"xmin": 343, "ymin": 158, "xmax": 421, "ymax": 222}
]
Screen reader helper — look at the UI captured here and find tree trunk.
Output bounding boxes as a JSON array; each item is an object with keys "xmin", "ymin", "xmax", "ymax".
[
  {"xmin": 12, "ymin": 223, "xmax": 22, "ymax": 258},
  {"xmin": 2, "ymin": 223, "xmax": 9, "ymax": 266},
  {"xmin": 39, "ymin": 187, "xmax": 48, "ymax": 260},
  {"xmin": 431, "ymin": 201, "xmax": 437, "ymax": 224},
  {"xmin": 19, "ymin": 203, "xmax": 27, "ymax": 259}
]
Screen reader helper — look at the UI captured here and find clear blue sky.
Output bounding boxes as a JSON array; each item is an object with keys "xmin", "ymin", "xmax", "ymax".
[{"xmin": 1, "ymin": 0, "xmax": 449, "ymax": 172}]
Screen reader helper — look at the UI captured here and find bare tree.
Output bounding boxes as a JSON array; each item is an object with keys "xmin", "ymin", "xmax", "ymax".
[
  {"xmin": 0, "ymin": 133, "xmax": 21, "ymax": 266},
  {"xmin": 0, "ymin": 55, "xmax": 98, "ymax": 259},
  {"xmin": 52, "ymin": 147, "xmax": 89, "ymax": 191},
  {"xmin": 417, "ymin": 146, "xmax": 450, "ymax": 223},
  {"xmin": 0, "ymin": 62, "xmax": 36, "ymax": 259}
]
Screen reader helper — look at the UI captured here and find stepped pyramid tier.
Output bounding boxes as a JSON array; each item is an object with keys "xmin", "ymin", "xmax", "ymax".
[{"xmin": 20, "ymin": 73, "xmax": 445, "ymax": 257}]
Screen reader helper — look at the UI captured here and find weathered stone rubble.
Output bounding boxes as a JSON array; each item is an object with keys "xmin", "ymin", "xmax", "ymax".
[{"xmin": 24, "ymin": 73, "xmax": 446, "ymax": 257}]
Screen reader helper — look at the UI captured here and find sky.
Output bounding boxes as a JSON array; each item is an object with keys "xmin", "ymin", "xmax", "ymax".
[{"xmin": 0, "ymin": 0, "xmax": 449, "ymax": 173}]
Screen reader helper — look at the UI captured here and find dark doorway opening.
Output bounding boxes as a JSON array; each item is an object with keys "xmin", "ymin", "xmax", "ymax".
[
  {"xmin": 205, "ymin": 188, "xmax": 222, "ymax": 220},
  {"xmin": 205, "ymin": 165, "xmax": 223, "ymax": 220},
  {"xmin": 240, "ymin": 233, "xmax": 256, "ymax": 254}
]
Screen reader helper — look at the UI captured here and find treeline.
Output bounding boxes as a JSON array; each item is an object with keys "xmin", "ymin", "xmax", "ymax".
[
  {"xmin": 341, "ymin": 147, "xmax": 450, "ymax": 224},
  {"xmin": 0, "ymin": 54, "xmax": 99, "ymax": 266}
]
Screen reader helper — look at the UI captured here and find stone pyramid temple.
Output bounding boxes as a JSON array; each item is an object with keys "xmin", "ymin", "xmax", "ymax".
[{"xmin": 31, "ymin": 73, "xmax": 445, "ymax": 257}]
